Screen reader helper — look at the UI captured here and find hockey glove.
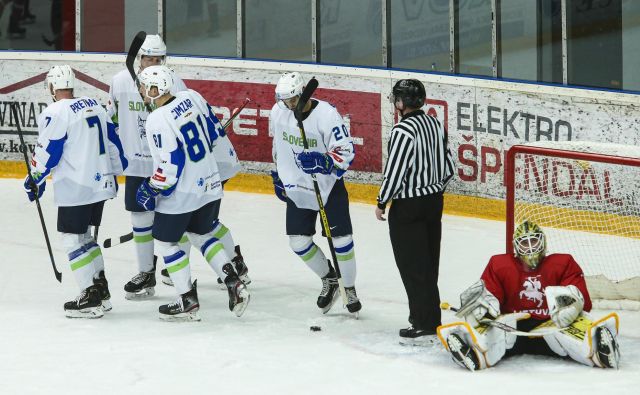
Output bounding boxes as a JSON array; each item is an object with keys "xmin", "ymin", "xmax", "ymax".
[
  {"xmin": 136, "ymin": 179, "xmax": 160, "ymax": 211},
  {"xmin": 270, "ymin": 171, "xmax": 287, "ymax": 202},
  {"xmin": 298, "ymin": 151, "xmax": 334, "ymax": 175},
  {"xmin": 545, "ymin": 285, "xmax": 584, "ymax": 328},
  {"xmin": 23, "ymin": 173, "xmax": 46, "ymax": 202}
]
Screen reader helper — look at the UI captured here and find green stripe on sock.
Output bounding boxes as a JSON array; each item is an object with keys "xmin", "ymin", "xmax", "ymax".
[
  {"xmin": 167, "ymin": 257, "xmax": 190, "ymax": 274},
  {"xmin": 301, "ymin": 245, "xmax": 318, "ymax": 262},
  {"xmin": 179, "ymin": 234, "xmax": 189, "ymax": 243},
  {"xmin": 134, "ymin": 234, "xmax": 153, "ymax": 243},
  {"xmin": 70, "ymin": 248, "xmax": 102, "ymax": 271},
  {"xmin": 336, "ymin": 251, "xmax": 355, "ymax": 261},
  {"xmin": 213, "ymin": 224, "xmax": 229, "ymax": 240},
  {"xmin": 205, "ymin": 243, "xmax": 225, "ymax": 262}
]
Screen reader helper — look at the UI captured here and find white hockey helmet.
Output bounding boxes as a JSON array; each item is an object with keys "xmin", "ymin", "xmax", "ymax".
[
  {"xmin": 44, "ymin": 65, "xmax": 74, "ymax": 100},
  {"xmin": 139, "ymin": 34, "xmax": 167, "ymax": 61},
  {"xmin": 275, "ymin": 72, "xmax": 305, "ymax": 101},
  {"xmin": 138, "ymin": 65, "xmax": 173, "ymax": 105}
]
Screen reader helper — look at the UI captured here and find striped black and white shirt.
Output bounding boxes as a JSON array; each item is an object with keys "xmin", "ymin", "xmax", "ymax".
[{"xmin": 377, "ymin": 110, "xmax": 454, "ymax": 208}]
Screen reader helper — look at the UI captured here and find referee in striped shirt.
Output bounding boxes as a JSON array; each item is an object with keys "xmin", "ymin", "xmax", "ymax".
[{"xmin": 375, "ymin": 79, "xmax": 454, "ymax": 345}]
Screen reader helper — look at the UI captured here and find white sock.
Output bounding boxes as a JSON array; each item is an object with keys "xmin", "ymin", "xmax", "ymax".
[
  {"xmin": 333, "ymin": 235, "xmax": 356, "ymax": 287},
  {"xmin": 188, "ymin": 231, "xmax": 233, "ymax": 281},
  {"xmin": 289, "ymin": 235, "xmax": 330, "ymax": 278},
  {"xmin": 212, "ymin": 219, "xmax": 236, "ymax": 259},
  {"xmin": 63, "ymin": 233, "xmax": 99, "ymax": 290},
  {"xmin": 157, "ymin": 241, "xmax": 192, "ymax": 295},
  {"xmin": 131, "ymin": 211, "xmax": 155, "ymax": 272}
]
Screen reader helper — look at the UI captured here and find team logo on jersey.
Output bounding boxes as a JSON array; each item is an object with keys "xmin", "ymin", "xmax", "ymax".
[
  {"xmin": 94, "ymin": 173, "xmax": 102, "ymax": 182},
  {"xmin": 137, "ymin": 115, "xmax": 147, "ymax": 138},
  {"xmin": 519, "ymin": 275, "xmax": 545, "ymax": 307},
  {"xmin": 197, "ymin": 177, "xmax": 204, "ymax": 187}
]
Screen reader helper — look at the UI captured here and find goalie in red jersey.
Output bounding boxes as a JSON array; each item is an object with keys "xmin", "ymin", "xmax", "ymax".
[{"xmin": 437, "ymin": 220, "xmax": 620, "ymax": 371}]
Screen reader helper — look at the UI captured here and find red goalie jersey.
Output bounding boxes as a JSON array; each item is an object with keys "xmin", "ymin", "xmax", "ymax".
[{"xmin": 480, "ymin": 253, "xmax": 593, "ymax": 320}]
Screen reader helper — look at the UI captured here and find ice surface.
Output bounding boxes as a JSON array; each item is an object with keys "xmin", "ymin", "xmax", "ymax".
[{"xmin": 0, "ymin": 179, "xmax": 637, "ymax": 394}]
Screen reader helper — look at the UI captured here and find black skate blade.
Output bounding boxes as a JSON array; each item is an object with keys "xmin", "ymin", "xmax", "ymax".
[
  {"xmin": 399, "ymin": 335, "xmax": 439, "ymax": 347},
  {"xmin": 159, "ymin": 311, "xmax": 201, "ymax": 322},
  {"xmin": 65, "ymin": 307, "xmax": 104, "ymax": 319},
  {"xmin": 125, "ymin": 287, "xmax": 156, "ymax": 300}
]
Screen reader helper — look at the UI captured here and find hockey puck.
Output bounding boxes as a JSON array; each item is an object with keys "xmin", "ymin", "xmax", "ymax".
[{"xmin": 310, "ymin": 326, "xmax": 322, "ymax": 332}]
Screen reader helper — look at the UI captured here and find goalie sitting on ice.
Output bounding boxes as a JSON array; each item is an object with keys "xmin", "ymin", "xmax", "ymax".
[{"xmin": 437, "ymin": 220, "xmax": 620, "ymax": 371}]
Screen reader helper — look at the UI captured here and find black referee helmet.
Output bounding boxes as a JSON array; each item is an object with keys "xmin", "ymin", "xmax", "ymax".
[{"xmin": 391, "ymin": 79, "xmax": 426, "ymax": 109}]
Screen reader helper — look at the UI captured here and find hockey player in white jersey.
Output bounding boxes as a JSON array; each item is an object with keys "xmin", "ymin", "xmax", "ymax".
[
  {"xmin": 24, "ymin": 65, "xmax": 126, "ymax": 318},
  {"xmin": 135, "ymin": 65, "xmax": 249, "ymax": 321},
  {"xmin": 108, "ymin": 34, "xmax": 249, "ymax": 298},
  {"xmin": 269, "ymin": 72, "xmax": 361, "ymax": 315}
]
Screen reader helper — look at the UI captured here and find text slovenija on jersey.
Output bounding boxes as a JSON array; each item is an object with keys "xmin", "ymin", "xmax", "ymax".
[
  {"xmin": 31, "ymin": 97, "xmax": 125, "ymax": 206},
  {"xmin": 480, "ymin": 253, "xmax": 593, "ymax": 320},
  {"xmin": 270, "ymin": 99, "xmax": 355, "ymax": 210},
  {"xmin": 107, "ymin": 68, "xmax": 187, "ymax": 177},
  {"xmin": 145, "ymin": 90, "xmax": 226, "ymax": 214}
]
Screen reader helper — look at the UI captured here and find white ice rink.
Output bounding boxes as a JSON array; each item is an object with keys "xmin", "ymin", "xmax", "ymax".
[{"xmin": 0, "ymin": 178, "xmax": 638, "ymax": 394}]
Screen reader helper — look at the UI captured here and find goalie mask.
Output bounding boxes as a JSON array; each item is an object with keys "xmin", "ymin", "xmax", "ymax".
[
  {"xmin": 44, "ymin": 65, "xmax": 74, "ymax": 101},
  {"xmin": 138, "ymin": 65, "xmax": 173, "ymax": 106},
  {"xmin": 513, "ymin": 220, "xmax": 546, "ymax": 269},
  {"xmin": 275, "ymin": 72, "xmax": 305, "ymax": 110}
]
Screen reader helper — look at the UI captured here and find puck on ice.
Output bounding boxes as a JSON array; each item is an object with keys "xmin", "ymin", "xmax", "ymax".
[{"xmin": 310, "ymin": 326, "xmax": 322, "ymax": 332}]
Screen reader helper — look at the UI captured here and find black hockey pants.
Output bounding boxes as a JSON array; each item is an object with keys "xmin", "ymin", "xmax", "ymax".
[{"xmin": 388, "ymin": 192, "xmax": 443, "ymax": 332}]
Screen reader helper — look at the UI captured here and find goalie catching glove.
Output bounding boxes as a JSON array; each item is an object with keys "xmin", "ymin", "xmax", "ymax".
[{"xmin": 545, "ymin": 285, "xmax": 584, "ymax": 328}]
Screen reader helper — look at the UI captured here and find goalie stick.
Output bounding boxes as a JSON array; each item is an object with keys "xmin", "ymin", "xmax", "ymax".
[
  {"xmin": 440, "ymin": 302, "xmax": 562, "ymax": 337},
  {"xmin": 293, "ymin": 78, "xmax": 350, "ymax": 310},
  {"xmin": 12, "ymin": 102, "xmax": 62, "ymax": 283},
  {"xmin": 102, "ymin": 98, "xmax": 250, "ymax": 249}
]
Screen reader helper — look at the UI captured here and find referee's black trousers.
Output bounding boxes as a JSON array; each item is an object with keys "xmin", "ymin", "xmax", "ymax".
[{"xmin": 388, "ymin": 192, "xmax": 443, "ymax": 332}]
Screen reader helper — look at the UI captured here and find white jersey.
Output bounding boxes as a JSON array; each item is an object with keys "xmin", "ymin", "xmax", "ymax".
[
  {"xmin": 31, "ymin": 97, "xmax": 124, "ymax": 207},
  {"xmin": 145, "ymin": 90, "xmax": 226, "ymax": 214},
  {"xmin": 107, "ymin": 68, "xmax": 187, "ymax": 177},
  {"xmin": 270, "ymin": 99, "xmax": 355, "ymax": 210}
]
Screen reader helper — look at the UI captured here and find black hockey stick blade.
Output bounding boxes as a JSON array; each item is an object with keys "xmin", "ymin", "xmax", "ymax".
[
  {"xmin": 126, "ymin": 31, "xmax": 146, "ymax": 84},
  {"xmin": 103, "ymin": 232, "xmax": 134, "ymax": 248},
  {"xmin": 12, "ymin": 103, "xmax": 62, "ymax": 283},
  {"xmin": 294, "ymin": 77, "xmax": 318, "ymax": 123}
]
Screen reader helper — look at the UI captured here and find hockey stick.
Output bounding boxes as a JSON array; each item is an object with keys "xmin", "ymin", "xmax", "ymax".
[
  {"xmin": 222, "ymin": 98, "xmax": 251, "ymax": 130},
  {"xmin": 293, "ymin": 78, "xmax": 349, "ymax": 307},
  {"xmin": 12, "ymin": 102, "xmax": 62, "ymax": 283},
  {"xmin": 441, "ymin": 302, "xmax": 562, "ymax": 337},
  {"xmin": 125, "ymin": 31, "xmax": 153, "ymax": 112},
  {"xmin": 102, "ymin": 98, "xmax": 250, "ymax": 249}
]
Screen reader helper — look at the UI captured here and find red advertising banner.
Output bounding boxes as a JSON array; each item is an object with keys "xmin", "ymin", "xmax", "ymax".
[{"xmin": 186, "ymin": 80, "xmax": 382, "ymax": 172}]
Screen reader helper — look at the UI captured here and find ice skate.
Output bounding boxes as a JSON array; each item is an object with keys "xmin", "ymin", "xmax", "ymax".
[
  {"xmin": 317, "ymin": 266, "xmax": 338, "ymax": 314},
  {"xmin": 93, "ymin": 270, "xmax": 112, "ymax": 312},
  {"xmin": 594, "ymin": 326, "xmax": 620, "ymax": 369},
  {"xmin": 399, "ymin": 325, "xmax": 438, "ymax": 346},
  {"xmin": 124, "ymin": 270, "xmax": 156, "ymax": 300},
  {"xmin": 344, "ymin": 286, "xmax": 361, "ymax": 318},
  {"xmin": 64, "ymin": 285, "xmax": 104, "ymax": 319},
  {"xmin": 217, "ymin": 245, "xmax": 251, "ymax": 289},
  {"xmin": 160, "ymin": 268, "xmax": 173, "ymax": 286},
  {"xmin": 224, "ymin": 264, "xmax": 250, "ymax": 317},
  {"xmin": 446, "ymin": 333, "xmax": 480, "ymax": 371},
  {"xmin": 159, "ymin": 280, "xmax": 201, "ymax": 322}
]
